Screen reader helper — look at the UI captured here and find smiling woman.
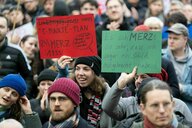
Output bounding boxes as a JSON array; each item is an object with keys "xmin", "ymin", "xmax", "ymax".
[
  {"xmin": 20, "ymin": 35, "xmax": 38, "ymax": 61},
  {"xmin": 0, "ymin": 74, "xmax": 42, "ymax": 128},
  {"xmin": 57, "ymin": 55, "xmax": 112, "ymax": 128}
]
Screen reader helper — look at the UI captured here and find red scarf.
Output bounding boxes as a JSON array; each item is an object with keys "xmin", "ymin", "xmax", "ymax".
[{"xmin": 143, "ymin": 116, "xmax": 172, "ymax": 128}]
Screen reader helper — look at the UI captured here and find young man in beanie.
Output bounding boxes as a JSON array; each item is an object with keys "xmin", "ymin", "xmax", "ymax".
[
  {"xmin": 42, "ymin": 77, "xmax": 93, "ymax": 128},
  {"xmin": 30, "ymin": 68, "xmax": 58, "ymax": 124},
  {"xmin": 163, "ymin": 23, "xmax": 192, "ymax": 112},
  {"xmin": 0, "ymin": 74, "xmax": 42, "ymax": 128}
]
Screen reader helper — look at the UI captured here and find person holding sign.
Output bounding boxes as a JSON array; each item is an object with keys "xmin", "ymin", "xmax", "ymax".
[
  {"xmin": 102, "ymin": 68, "xmax": 192, "ymax": 127},
  {"xmin": 57, "ymin": 55, "xmax": 113, "ymax": 128},
  {"xmin": 125, "ymin": 25, "xmax": 180, "ymax": 99}
]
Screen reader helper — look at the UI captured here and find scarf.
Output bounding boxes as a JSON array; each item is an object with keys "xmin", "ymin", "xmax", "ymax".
[
  {"xmin": 0, "ymin": 106, "xmax": 10, "ymax": 121},
  {"xmin": 47, "ymin": 110, "xmax": 80, "ymax": 128},
  {"xmin": 87, "ymin": 95, "xmax": 102, "ymax": 127},
  {"xmin": 143, "ymin": 116, "xmax": 172, "ymax": 128}
]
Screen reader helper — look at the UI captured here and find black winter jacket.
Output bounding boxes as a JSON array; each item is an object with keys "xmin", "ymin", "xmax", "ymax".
[{"xmin": 0, "ymin": 38, "xmax": 30, "ymax": 79}]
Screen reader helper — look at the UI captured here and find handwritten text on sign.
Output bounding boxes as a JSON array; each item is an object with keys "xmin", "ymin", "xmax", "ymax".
[
  {"xmin": 102, "ymin": 31, "xmax": 162, "ymax": 73},
  {"xmin": 36, "ymin": 14, "xmax": 97, "ymax": 59}
]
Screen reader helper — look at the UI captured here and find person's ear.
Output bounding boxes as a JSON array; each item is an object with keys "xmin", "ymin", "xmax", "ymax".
[
  {"xmin": 172, "ymin": 100, "xmax": 175, "ymax": 108},
  {"xmin": 37, "ymin": 86, "xmax": 40, "ymax": 90},
  {"xmin": 140, "ymin": 103, "xmax": 147, "ymax": 116},
  {"xmin": 19, "ymin": 40, "xmax": 23, "ymax": 47},
  {"xmin": 185, "ymin": 36, "xmax": 188, "ymax": 41},
  {"xmin": 106, "ymin": 9, "xmax": 109, "ymax": 17}
]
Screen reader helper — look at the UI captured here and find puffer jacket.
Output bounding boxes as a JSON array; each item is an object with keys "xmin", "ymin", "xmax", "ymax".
[{"xmin": 0, "ymin": 38, "xmax": 30, "ymax": 79}]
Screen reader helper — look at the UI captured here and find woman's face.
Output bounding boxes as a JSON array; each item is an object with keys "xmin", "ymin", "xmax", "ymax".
[
  {"xmin": 0, "ymin": 87, "xmax": 19, "ymax": 108},
  {"xmin": 148, "ymin": 23, "xmax": 162, "ymax": 31},
  {"xmin": 9, "ymin": 10, "xmax": 24, "ymax": 25},
  {"xmin": 75, "ymin": 64, "xmax": 95, "ymax": 88},
  {"xmin": 38, "ymin": 80, "xmax": 53, "ymax": 96},
  {"xmin": 44, "ymin": 0, "xmax": 55, "ymax": 15},
  {"xmin": 150, "ymin": 0, "xmax": 163, "ymax": 16},
  {"xmin": 20, "ymin": 37, "xmax": 37, "ymax": 59}
]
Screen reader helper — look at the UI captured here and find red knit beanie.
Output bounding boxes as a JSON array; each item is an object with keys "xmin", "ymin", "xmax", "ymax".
[
  {"xmin": 134, "ymin": 25, "xmax": 150, "ymax": 31},
  {"xmin": 48, "ymin": 78, "xmax": 80, "ymax": 105},
  {"xmin": 147, "ymin": 68, "xmax": 168, "ymax": 81}
]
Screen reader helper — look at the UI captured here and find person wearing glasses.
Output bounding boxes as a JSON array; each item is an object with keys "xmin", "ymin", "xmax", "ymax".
[{"xmin": 42, "ymin": 77, "xmax": 93, "ymax": 128}]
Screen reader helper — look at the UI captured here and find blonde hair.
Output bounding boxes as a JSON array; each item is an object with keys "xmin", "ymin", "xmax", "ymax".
[{"xmin": 144, "ymin": 17, "xmax": 164, "ymax": 29}]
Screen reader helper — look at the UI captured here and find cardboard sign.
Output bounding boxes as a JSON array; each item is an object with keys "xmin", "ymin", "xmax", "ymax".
[
  {"xmin": 102, "ymin": 31, "xmax": 162, "ymax": 73},
  {"xmin": 7, "ymin": 22, "xmax": 34, "ymax": 39},
  {"xmin": 36, "ymin": 14, "xmax": 97, "ymax": 59}
]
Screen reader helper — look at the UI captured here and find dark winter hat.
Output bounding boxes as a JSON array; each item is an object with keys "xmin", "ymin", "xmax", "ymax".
[
  {"xmin": 37, "ymin": 69, "xmax": 58, "ymax": 85},
  {"xmin": 74, "ymin": 56, "xmax": 101, "ymax": 76},
  {"xmin": 0, "ymin": 74, "xmax": 27, "ymax": 96},
  {"xmin": 48, "ymin": 78, "xmax": 80, "ymax": 105}
]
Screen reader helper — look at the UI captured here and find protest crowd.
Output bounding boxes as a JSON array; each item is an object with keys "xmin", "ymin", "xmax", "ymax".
[{"xmin": 1, "ymin": 0, "xmax": 192, "ymax": 127}]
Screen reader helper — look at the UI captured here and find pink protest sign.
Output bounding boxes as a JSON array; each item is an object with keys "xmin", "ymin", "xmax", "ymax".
[{"xmin": 36, "ymin": 14, "xmax": 97, "ymax": 59}]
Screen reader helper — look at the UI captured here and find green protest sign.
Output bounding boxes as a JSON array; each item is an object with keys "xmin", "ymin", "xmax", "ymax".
[{"xmin": 102, "ymin": 31, "xmax": 162, "ymax": 73}]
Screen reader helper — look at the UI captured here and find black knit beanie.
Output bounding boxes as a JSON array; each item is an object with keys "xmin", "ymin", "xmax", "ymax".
[
  {"xmin": 74, "ymin": 56, "xmax": 101, "ymax": 76},
  {"xmin": 37, "ymin": 69, "xmax": 58, "ymax": 85}
]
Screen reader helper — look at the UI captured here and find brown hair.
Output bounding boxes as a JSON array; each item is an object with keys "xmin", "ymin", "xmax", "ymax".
[
  {"xmin": 140, "ymin": 79, "xmax": 173, "ymax": 105},
  {"xmin": 105, "ymin": 0, "xmax": 124, "ymax": 6},
  {"xmin": 148, "ymin": 0, "xmax": 163, "ymax": 5},
  {"xmin": 8, "ymin": 100, "xmax": 23, "ymax": 121},
  {"xmin": 70, "ymin": 73, "xmax": 106, "ymax": 96}
]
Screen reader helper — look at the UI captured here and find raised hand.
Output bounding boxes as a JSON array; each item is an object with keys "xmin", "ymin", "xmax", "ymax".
[
  {"xmin": 57, "ymin": 55, "xmax": 73, "ymax": 69},
  {"xmin": 40, "ymin": 91, "xmax": 48, "ymax": 111},
  {"xmin": 19, "ymin": 96, "xmax": 33, "ymax": 114},
  {"xmin": 117, "ymin": 66, "xmax": 137, "ymax": 89}
]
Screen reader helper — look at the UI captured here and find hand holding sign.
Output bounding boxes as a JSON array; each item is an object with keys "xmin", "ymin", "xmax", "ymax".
[{"xmin": 57, "ymin": 55, "xmax": 73, "ymax": 69}]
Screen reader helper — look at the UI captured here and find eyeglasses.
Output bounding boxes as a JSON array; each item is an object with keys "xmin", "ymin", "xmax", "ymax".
[
  {"xmin": 49, "ymin": 96, "xmax": 69, "ymax": 103},
  {"xmin": 107, "ymin": 5, "xmax": 121, "ymax": 11}
]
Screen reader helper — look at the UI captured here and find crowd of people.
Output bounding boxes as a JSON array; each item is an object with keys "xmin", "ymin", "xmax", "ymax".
[{"xmin": 0, "ymin": 0, "xmax": 192, "ymax": 128}]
